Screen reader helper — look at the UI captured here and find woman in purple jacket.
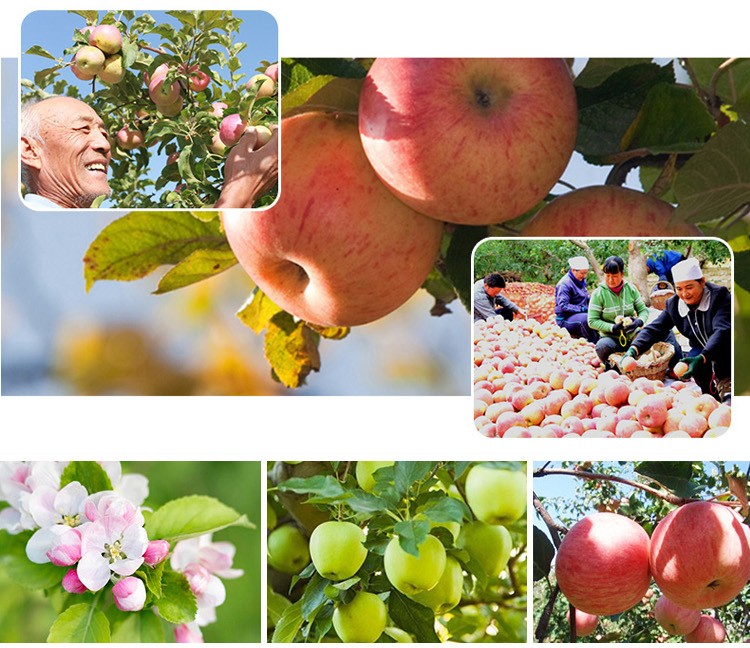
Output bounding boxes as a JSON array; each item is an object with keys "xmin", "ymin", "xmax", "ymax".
[{"xmin": 554, "ymin": 256, "xmax": 598, "ymax": 343}]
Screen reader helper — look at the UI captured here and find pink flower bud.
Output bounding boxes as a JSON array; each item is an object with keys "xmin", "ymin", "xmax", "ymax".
[
  {"xmin": 62, "ymin": 569, "xmax": 87, "ymax": 594},
  {"xmin": 112, "ymin": 576, "xmax": 146, "ymax": 612},
  {"xmin": 183, "ymin": 563, "xmax": 212, "ymax": 596},
  {"xmin": 174, "ymin": 623, "xmax": 204, "ymax": 643},
  {"xmin": 47, "ymin": 542, "xmax": 82, "ymax": 566},
  {"xmin": 143, "ymin": 539, "xmax": 170, "ymax": 566}
]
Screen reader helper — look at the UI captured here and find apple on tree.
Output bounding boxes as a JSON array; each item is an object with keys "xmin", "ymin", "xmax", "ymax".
[
  {"xmin": 358, "ymin": 58, "xmax": 578, "ymax": 225},
  {"xmin": 332, "ymin": 591, "xmax": 387, "ymax": 643},
  {"xmin": 267, "ymin": 524, "xmax": 310, "ymax": 575},
  {"xmin": 464, "ymin": 464, "xmax": 526, "ymax": 525},
  {"xmin": 221, "ymin": 111, "xmax": 444, "ymax": 327},
  {"xmin": 355, "ymin": 461, "xmax": 395, "ymax": 492},
  {"xmin": 88, "ymin": 24, "xmax": 122, "ymax": 54},
  {"xmin": 115, "ymin": 126, "xmax": 145, "ymax": 151},
  {"xmin": 555, "ymin": 512, "xmax": 651, "ymax": 616},
  {"xmin": 685, "ymin": 615, "xmax": 727, "ymax": 643},
  {"xmin": 653, "ymin": 594, "xmax": 701, "ymax": 636},
  {"xmin": 384, "ymin": 534, "xmax": 447, "ymax": 595},
  {"xmin": 456, "ymin": 521, "xmax": 512, "ymax": 578},
  {"xmin": 246, "ymin": 72, "xmax": 275, "ymax": 97},
  {"xmin": 73, "ymin": 45, "xmax": 106, "ymax": 76},
  {"xmin": 410, "ymin": 556, "xmax": 464, "ymax": 614},
  {"xmin": 566, "ymin": 608, "xmax": 599, "ymax": 638},
  {"xmin": 98, "ymin": 54, "xmax": 124, "ymax": 84},
  {"xmin": 308, "ymin": 520, "xmax": 367, "ymax": 581}
]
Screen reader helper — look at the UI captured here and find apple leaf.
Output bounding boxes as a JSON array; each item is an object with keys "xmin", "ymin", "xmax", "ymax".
[
  {"xmin": 110, "ymin": 610, "xmax": 165, "ymax": 643},
  {"xmin": 393, "ymin": 519, "xmax": 431, "ymax": 557},
  {"xmin": 136, "ymin": 559, "xmax": 166, "ymax": 600},
  {"xmin": 621, "ymin": 83, "xmax": 716, "ymax": 153},
  {"xmin": 533, "ymin": 526, "xmax": 555, "ymax": 581},
  {"xmin": 146, "ymin": 495, "xmax": 252, "ymax": 542},
  {"xmin": 575, "ymin": 62, "xmax": 674, "ymax": 162},
  {"xmin": 0, "ymin": 532, "xmax": 68, "ymax": 590},
  {"xmin": 155, "ymin": 571, "xmax": 197, "ymax": 625},
  {"xmin": 153, "ymin": 246, "xmax": 237, "ymax": 294},
  {"xmin": 344, "ymin": 491, "xmax": 390, "ymax": 514},
  {"xmin": 685, "ymin": 58, "xmax": 750, "ymax": 120},
  {"xmin": 305, "ymin": 322, "xmax": 350, "ymax": 340},
  {"xmin": 394, "ymin": 462, "xmax": 437, "ymax": 499},
  {"xmin": 387, "ymin": 590, "xmax": 440, "ymax": 643},
  {"xmin": 735, "ymin": 251, "xmax": 750, "ymax": 293},
  {"xmin": 419, "ymin": 495, "xmax": 470, "ymax": 525},
  {"xmin": 672, "ymin": 121, "xmax": 750, "ymax": 224},
  {"xmin": 635, "ymin": 462, "xmax": 701, "ymax": 498},
  {"xmin": 267, "ymin": 586, "xmax": 292, "ymax": 630},
  {"xmin": 726, "ymin": 472, "xmax": 749, "ymax": 518},
  {"xmin": 300, "ymin": 573, "xmax": 330, "ymax": 620},
  {"xmin": 272, "ymin": 600, "xmax": 304, "ymax": 643},
  {"xmin": 47, "ymin": 604, "xmax": 111, "ymax": 643},
  {"xmin": 83, "ymin": 211, "xmax": 230, "ymax": 291},
  {"xmin": 59, "ymin": 461, "xmax": 113, "ymax": 494},
  {"xmin": 264, "ymin": 316, "xmax": 322, "ymax": 389},
  {"xmin": 575, "ymin": 58, "xmax": 652, "ymax": 88},
  {"xmin": 25, "ymin": 45, "xmax": 57, "ymax": 60},
  {"xmin": 236, "ymin": 289, "xmax": 283, "ymax": 334},
  {"xmin": 444, "ymin": 225, "xmax": 489, "ymax": 312}
]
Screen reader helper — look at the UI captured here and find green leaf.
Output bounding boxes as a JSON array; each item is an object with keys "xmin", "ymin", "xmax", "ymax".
[
  {"xmin": 236, "ymin": 289, "xmax": 282, "ymax": 334},
  {"xmin": 60, "ymin": 461, "xmax": 113, "ymax": 494},
  {"xmin": 344, "ymin": 491, "xmax": 389, "ymax": 515},
  {"xmin": 146, "ymin": 495, "xmax": 252, "ymax": 542},
  {"xmin": 155, "ymin": 571, "xmax": 197, "ymax": 625},
  {"xmin": 735, "ymin": 250, "xmax": 750, "ymax": 293},
  {"xmin": 673, "ymin": 121, "xmax": 750, "ymax": 223},
  {"xmin": 575, "ymin": 62, "xmax": 675, "ymax": 161},
  {"xmin": 686, "ymin": 58, "xmax": 750, "ymax": 119},
  {"xmin": 47, "ymin": 603, "xmax": 111, "ymax": 643},
  {"xmin": 177, "ymin": 145, "xmax": 199, "ymax": 184},
  {"xmin": 111, "ymin": 611, "xmax": 165, "ymax": 643},
  {"xmin": 387, "ymin": 590, "xmax": 440, "ymax": 643},
  {"xmin": 635, "ymin": 462, "xmax": 700, "ymax": 498},
  {"xmin": 137, "ymin": 560, "xmax": 165, "ymax": 599},
  {"xmin": 267, "ymin": 586, "xmax": 292, "ymax": 629},
  {"xmin": 419, "ymin": 496, "xmax": 470, "ymax": 524},
  {"xmin": 264, "ymin": 316, "xmax": 321, "ymax": 389},
  {"xmin": 532, "ymin": 526, "xmax": 555, "ymax": 581},
  {"xmin": 83, "ymin": 211, "xmax": 230, "ymax": 291},
  {"xmin": 25, "ymin": 45, "xmax": 57, "ymax": 60},
  {"xmin": 575, "ymin": 58, "xmax": 653, "ymax": 88},
  {"xmin": 0, "ymin": 549, "xmax": 67, "ymax": 591},
  {"xmin": 300, "ymin": 573, "xmax": 331, "ymax": 620},
  {"xmin": 622, "ymin": 83, "xmax": 716, "ymax": 152},
  {"xmin": 394, "ymin": 519, "xmax": 431, "ymax": 557},
  {"xmin": 285, "ymin": 77, "xmax": 364, "ymax": 116},
  {"xmin": 276, "ymin": 475, "xmax": 347, "ymax": 500},
  {"xmin": 120, "ymin": 37, "xmax": 139, "ymax": 70},
  {"xmin": 394, "ymin": 462, "xmax": 435, "ymax": 498},
  {"xmin": 154, "ymin": 247, "xmax": 237, "ymax": 293},
  {"xmin": 272, "ymin": 599, "xmax": 303, "ymax": 643},
  {"xmin": 444, "ymin": 225, "xmax": 489, "ymax": 311}
]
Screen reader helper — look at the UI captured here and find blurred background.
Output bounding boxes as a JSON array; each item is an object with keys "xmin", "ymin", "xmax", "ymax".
[{"xmin": 0, "ymin": 461, "xmax": 261, "ymax": 642}]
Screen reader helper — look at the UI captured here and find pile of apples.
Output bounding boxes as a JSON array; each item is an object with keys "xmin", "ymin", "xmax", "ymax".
[
  {"xmin": 473, "ymin": 316, "xmax": 730, "ymax": 438},
  {"xmin": 267, "ymin": 462, "xmax": 526, "ymax": 643},
  {"xmin": 502, "ymin": 282, "xmax": 556, "ymax": 322},
  {"xmin": 71, "ymin": 24, "xmax": 126, "ymax": 85},
  {"xmin": 556, "ymin": 502, "xmax": 750, "ymax": 642}
]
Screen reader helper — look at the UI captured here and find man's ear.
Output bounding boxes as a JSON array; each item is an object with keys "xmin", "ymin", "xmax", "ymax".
[{"xmin": 20, "ymin": 136, "xmax": 42, "ymax": 171}]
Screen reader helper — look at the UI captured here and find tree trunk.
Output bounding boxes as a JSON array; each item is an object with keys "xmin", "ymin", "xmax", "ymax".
[{"xmin": 628, "ymin": 241, "xmax": 650, "ymax": 306}]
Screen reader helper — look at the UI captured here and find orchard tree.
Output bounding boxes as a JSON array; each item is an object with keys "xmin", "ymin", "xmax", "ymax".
[
  {"xmin": 22, "ymin": 10, "xmax": 278, "ymax": 209},
  {"xmin": 31, "ymin": 57, "xmax": 749, "ymax": 390},
  {"xmin": 266, "ymin": 461, "xmax": 527, "ymax": 643},
  {"xmin": 533, "ymin": 461, "xmax": 750, "ymax": 642}
]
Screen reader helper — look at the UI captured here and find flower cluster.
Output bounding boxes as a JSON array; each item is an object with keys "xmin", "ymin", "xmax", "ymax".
[{"xmin": 0, "ymin": 462, "xmax": 243, "ymax": 643}]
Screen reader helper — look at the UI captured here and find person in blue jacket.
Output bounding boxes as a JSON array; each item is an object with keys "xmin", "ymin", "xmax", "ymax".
[
  {"xmin": 554, "ymin": 256, "xmax": 598, "ymax": 343},
  {"xmin": 646, "ymin": 250, "xmax": 686, "ymax": 287}
]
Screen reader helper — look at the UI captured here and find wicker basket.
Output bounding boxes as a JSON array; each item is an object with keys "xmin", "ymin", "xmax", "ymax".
[
  {"xmin": 650, "ymin": 281, "xmax": 675, "ymax": 311},
  {"xmin": 611, "ymin": 341, "xmax": 675, "ymax": 381}
]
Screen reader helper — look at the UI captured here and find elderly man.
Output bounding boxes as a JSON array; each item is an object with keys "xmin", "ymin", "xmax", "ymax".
[
  {"xmin": 473, "ymin": 273, "xmax": 526, "ymax": 322},
  {"xmin": 554, "ymin": 256, "xmax": 597, "ymax": 342},
  {"xmin": 20, "ymin": 96, "xmax": 278, "ymax": 209},
  {"xmin": 623, "ymin": 258, "xmax": 731, "ymax": 401}
]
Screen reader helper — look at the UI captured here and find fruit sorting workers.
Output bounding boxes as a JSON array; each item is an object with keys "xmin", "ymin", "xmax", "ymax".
[
  {"xmin": 624, "ymin": 258, "xmax": 731, "ymax": 402},
  {"xmin": 554, "ymin": 256, "xmax": 598, "ymax": 343},
  {"xmin": 587, "ymin": 256, "xmax": 650, "ymax": 370},
  {"xmin": 473, "ymin": 274, "xmax": 526, "ymax": 322},
  {"xmin": 21, "ymin": 96, "xmax": 278, "ymax": 209}
]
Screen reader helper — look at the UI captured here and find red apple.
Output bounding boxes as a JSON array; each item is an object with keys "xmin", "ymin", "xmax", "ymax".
[
  {"xmin": 604, "ymin": 381, "xmax": 630, "ymax": 407},
  {"xmin": 116, "ymin": 126, "xmax": 145, "ymax": 150},
  {"xmin": 650, "ymin": 501, "xmax": 750, "ymax": 609},
  {"xmin": 149, "ymin": 67, "xmax": 181, "ymax": 106},
  {"xmin": 685, "ymin": 615, "xmax": 727, "ymax": 643},
  {"xmin": 358, "ymin": 58, "xmax": 577, "ymax": 225},
  {"xmin": 555, "ymin": 512, "xmax": 651, "ymax": 616},
  {"xmin": 679, "ymin": 412, "xmax": 709, "ymax": 438},
  {"xmin": 521, "ymin": 186, "xmax": 702, "ymax": 236},
  {"xmin": 89, "ymin": 24, "xmax": 122, "ymax": 54},
  {"xmin": 219, "ymin": 114, "xmax": 248, "ymax": 147},
  {"xmin": 247, "ymin": 72, "xmax": 275, "ymax": 97},
  {"xmin": 265, "ymin": 62, "xmax": 279, "ymax": 82},
  {"xmin": 566, "ymin": 609, "xmax": 598, "ymax": 638},
  {"xmin": 221, "ymin": 112, "xmax": 444, "ymax": 327},
  {"xmin": 621, "ymin": 355, "xmax": 638, "ymax": 372},
  {"xmin": 210, "ymin": 101, "xmax": 228, "ymax": 118},
  {"xmin": 636, "ymin": 394, "xmax": 669, "ymax": 430},
  {"xmin": 708, "ymin": 404, "xmax": 731, "ymax": 429},
  {"xmin": 653, "ymin": 594, "xmax": 701, "ymax": 636},
  {"xmin": 673, "ymin": 361, "xmax": 689, "ymax": 378}
]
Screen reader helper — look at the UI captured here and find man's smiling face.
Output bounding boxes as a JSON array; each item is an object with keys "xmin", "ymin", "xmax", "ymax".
[{"xmin": 28, "ymin": 97, "xmax": 112, "ymax": 208}]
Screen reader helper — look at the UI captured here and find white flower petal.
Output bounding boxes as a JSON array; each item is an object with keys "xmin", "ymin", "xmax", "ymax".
[
  {"xmin": 77, "ymin": 552, "xmax": 112, "ymax": 591},
  {"xmin": 116, "ymin": 474, "xmax": 149, "ymax": 506}
]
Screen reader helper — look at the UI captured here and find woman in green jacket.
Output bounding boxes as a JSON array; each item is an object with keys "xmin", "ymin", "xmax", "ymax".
[{"xmin": 588, "ymin": 256, "xmax": 649, "ymax": 369}]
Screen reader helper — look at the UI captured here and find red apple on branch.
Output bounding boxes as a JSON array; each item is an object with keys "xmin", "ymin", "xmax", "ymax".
[{"xmin": 358, "ymin": 58, "xmax": 578, "ymax": 225}]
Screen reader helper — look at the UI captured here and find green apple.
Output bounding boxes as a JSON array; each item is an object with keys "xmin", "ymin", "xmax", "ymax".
[
  {"xmin": 309, "ymin": 521, "xmax": 367, "ymax": 581},
  {"xmin": 457, "ymin": 521, "xmax": 512, "ymax": 577},
  {"xmin": 384, "ymin": 534, "xmax": 446, "ymax": 595},
  {"xmin": 267, "ymin": 524, "xmax": 310, "ymax": 574},
  {"xmin": 385, "ymin": 627, "xmax": 414, "ymax": 642},
  {"xmin": 98, "ymin": 54, "xmax": 124, "ymax": 84},
  {"xmin": 355, "ymin": 461, "xmax": 394, "ymax": 491},
  {"xmin": 332, "ymin": 591, "xmax": 387, "ymax": 643},
  {"xmin": 465, "ymin": 465, "xmax": 526, "ymax": 525},
  {"xmin": 410, "ymin": 556, "xmax": 464, "ymax": 614},
  {"xmin": 267, "ymin": 504, "xmax": 277, "ymax": 531}
]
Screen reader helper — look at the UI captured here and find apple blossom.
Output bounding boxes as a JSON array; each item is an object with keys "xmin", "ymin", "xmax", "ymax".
[
  {"xmin": 0, "ymin": 461, "xmax": 64, "ymax": 534},
  {"xmin": 183, "ymin": 563, "xmax": 226, "ymax": 625},
  {"xmin": 77, "ymin": 514, "xmax": 148, "ymax": 591},
  {"xmin": 62, "ymin": 568, "xmax": 88, "ymax": 594},
  {"xmin": 112, "ymin": 576, "xmax": 147, "ymax": 612},
  {"xmin": 174, "ymin": 622, "xmax": 204, "ymax": 643},
  {"xmin": 171, "ymin": 534, "xmax": 244, "ymax": 579},
  {"xmin": 144, "ymin": 539, "xmax": 170, "ymax": 566}
]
